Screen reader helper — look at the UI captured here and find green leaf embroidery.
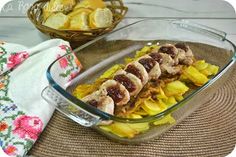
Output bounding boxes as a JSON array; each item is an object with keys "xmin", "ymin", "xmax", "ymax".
[
  {"xmin": 13, "ymin": 142, "xmax": 25, "ymax": 146},
  {"xmin": 4, "ymin": 126, "xmax": 12, "ymax": 141},
  {"xmin": 0, "ymin": 46, "xmax": 8, "ymax": 72},
  {"xmin": 1, "ymin": 111, "xmax": 24, "ymax": 121},
  {"xmin": 59, "ymin": 73, "xmax": 67, "ymax": 78},
  {"xmin": 23, "ymin": 140, "xmax": 34, "ymax": 155},
  {"xmin": 0, "ymin": 96, "xmax": 13, "ymax": 102},
  {"xmin": 58, "ymin": 46, "xmax": 79, "ymax": 78}
]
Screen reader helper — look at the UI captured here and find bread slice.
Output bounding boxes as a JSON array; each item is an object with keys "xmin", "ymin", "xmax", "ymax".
[
  {"xmin": 68, "ymin": 8, "xmax": 92, "ymax": 17},
  {"xmin": 74, "ymin": 0, "xmax": 106, "ymax": 10},
  {"xmin": 42, "ymin": 0, "xmax": 76, "ymax": 21},
  {"xmin": 42, "ymin": 2, "xmax": 52, "ymax": 21},
  {"xmin": 43, "ymin": 12, "xmax": 69, "ymax": 29},
  {"xmin": 89, "ymin": 8, "xmax": 113, "ymax": 28},
  {"xmin": 49, "ymin": 0, "xmax": 76, "ymax": 13},
  {"xmin": 69, "ymin": 12, "xmax": 90, "ymax": 30}
]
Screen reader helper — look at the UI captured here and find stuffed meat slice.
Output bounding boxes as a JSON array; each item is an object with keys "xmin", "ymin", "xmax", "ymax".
[
  {"xmin": 149, "ymin": 52, "xmax": 163, "ymax": 64},
  {"xmin": 138, "ymin": 55, "xmax": 161, "ymax": 81},
  {"xmin": 158, "ymin": 44, "xmax": 179, "ymax": 62},
  {"xmin": 125, "ymin": 61, "xmax": 149, "ymax": 85},
  {"xmin": 175, "ymin": 42, "xmax": 194, "ymax": 65},
  {"xmin": 159, "ymin": 52, "xmax": 181, "ymax": 75},
  {"xmin": 82, "ymin": 90, "xmax": 115, "ymax": 115},
  {"xmin": 100, "ymin": 80, "xmax": 130, "ymax": 106},
  {"xmin": 114, "ymin": 70, "xmax": 143, "ymax": 96}
]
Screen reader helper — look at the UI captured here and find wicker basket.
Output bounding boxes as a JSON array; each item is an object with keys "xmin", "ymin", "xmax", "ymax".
[{"xmin": 27, "ymin": 0, "xmax": 128, "ymax": 46}]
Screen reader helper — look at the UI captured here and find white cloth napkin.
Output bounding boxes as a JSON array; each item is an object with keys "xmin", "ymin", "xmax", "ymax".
[{"xmin": 0, "ymin": 39, "xmax": 82, "ymax": 157}]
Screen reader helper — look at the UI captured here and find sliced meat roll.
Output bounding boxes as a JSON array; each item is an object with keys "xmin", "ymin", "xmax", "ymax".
[
  {"xmin": 125, "ymin": 61, "xmax": 149, "ymax": 85},
  {"xmin": 149, "ymin": 51, "xmax": 180, "ymax": 75},
  {"xmin": 97, "ymin": 97, "xmax": 114, "ymax": 116},
  {"xmin": 158, "ymin": 44, "xmax": 179, "ymax": 60},
  {"xmin": 159, "ymin": 53, "xmax": 181, "ymax": 75},
  {"xmin": 100, "ymin": 80, "xmax": 130, "ymax": 106},
  {"xmin": 149, "ymin": 52, "xmax": 163, "ymax": 64},
  {"xmin": 175, "ymin": 48, "xmax": 186, "ymax": 64},
  {"xmin": 175, "ymin": 42, "xmax": 194, "ymax": 65},
  {"xmin": 175, "ymin": 42, "xmax": 193, "ymax": 57},
  {"xmin": 82, "ymin": 90, "xmax": 114, "ymax": 115},
  {"xmin": 114, "ymin": 70, "xmax": 142, "ymax": 96},
  {"xmin": 138, "ymin": 55, "xmax": 161, "ymax": 81}
]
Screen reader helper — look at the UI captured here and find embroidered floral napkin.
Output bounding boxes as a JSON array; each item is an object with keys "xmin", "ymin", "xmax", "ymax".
[{"xmin": 0, "ymin": 39, "xmax": 82, "ymax": 157}]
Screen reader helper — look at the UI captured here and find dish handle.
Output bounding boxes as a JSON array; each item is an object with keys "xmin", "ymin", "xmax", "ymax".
[
  {"xmin": 172, "ymin": 20, "xmax": 227, "ymax": 41},
  {"xmin": 41, "ymin": 86, "xmax": 101, "ymax": 127}
]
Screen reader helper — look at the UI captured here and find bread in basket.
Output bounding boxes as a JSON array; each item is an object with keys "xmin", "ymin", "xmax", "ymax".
[{"xmin": 27, "ymin": 0, "xmax": 128, "ymax": 46}]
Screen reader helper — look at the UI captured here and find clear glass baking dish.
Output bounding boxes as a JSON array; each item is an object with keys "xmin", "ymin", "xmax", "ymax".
[{"xmin": 42, "ymin": 19, "xmax": 236, "ymax": 144}]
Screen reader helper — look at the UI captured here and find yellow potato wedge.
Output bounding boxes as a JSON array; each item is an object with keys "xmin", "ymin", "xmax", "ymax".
[
  {"xmin": 200, "ymin": 64, "xmax": 219, "ymax": 76},
  {"xmin": 128, "ymin": 123, "xmax": 150, "ymax": 133},
  {"xmin": 110, "ymin": 122, "xmax": 137, "ymax": 138},
  {"xmin": 153, "ymin": 114, "xmax": 176, "ymax": 125},
  {"xmin": 124, "ymin": 57, "xmax": 134, "ymax": 64},
  {"xmin": 157, "ymin": 87, "xmax": 168, "ymax": 100},
  {"xmin": 179, "ymin": 74, "xmax": 191, "ymax": 83},
  {"xmin": 99, "ymin": 64, "xmax": 123, "ymax": 79},
  {"xmin": 142, "ymin": 99, "xmax": 162, "ymax": 115},
  {"xmin": 183, "ymin": 66, "xmax": 209, "ymax": 86},
  {"xmin": 193, "ymin": 60, "xmax": 209, "ymax": 71},
  {"xmin": 127, "ymin": 114, "xmax": 143, "ymax": 119},
  {"xmin": 134, "ymin": 45, "xmax": 159, "ymax": 59},
  {"xmin": 163, "ymin": 80, "xmax": 189, "ymax": 96},
  {"xmin": 73, "ymin": 84, "xmax": 94, "ymax": 99},
  {"xmin": 142, "ymin": 99, "xmax": 167, "ymax": 115},
  {"xmin": 175, "ymin": 95, "xmax": 184, "ymax": 101},
  {"xmin": 163, "ymin": 96, "xmax": 177, "ymax": 107},
  {"xmin": 133, "ymin": 109, "xmax": 149, "ymax": 116},
  {"xmin": 99, "ymin": 125, "xmax": 112, "ymax": 132}
]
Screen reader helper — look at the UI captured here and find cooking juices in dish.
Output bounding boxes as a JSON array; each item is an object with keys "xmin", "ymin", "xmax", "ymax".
[{"xmin": 73, "ymin": 42, "xmax": 219, "ymax": 138}]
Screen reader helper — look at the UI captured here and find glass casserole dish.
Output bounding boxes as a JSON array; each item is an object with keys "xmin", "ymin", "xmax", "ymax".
[{"xmin": 42, "ymin": 19, "xmax": 236, "ymax": 144}]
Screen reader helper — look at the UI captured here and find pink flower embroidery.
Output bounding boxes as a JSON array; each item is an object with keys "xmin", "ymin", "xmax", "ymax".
[
  {"xmin": 13, "ymin": 115, "xmax": 43, "ymax": 140},
  {"xmin": 7, "ymin": 51, "xmax": 29, "ymax": 69},
  {"xmin": 57, "ymin": 54, "xmax": 69, "ymax": 69},
  {"xmin": 59, "ymin": 45, "xmax": 72, "ymax": 52},
  {"xmin": 59, "ymin": 45, "xmax": 67, "ymax": 51},
  {"xmin": 4, "ymin": 145, "xmax": 17, "ymax": 156}
]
